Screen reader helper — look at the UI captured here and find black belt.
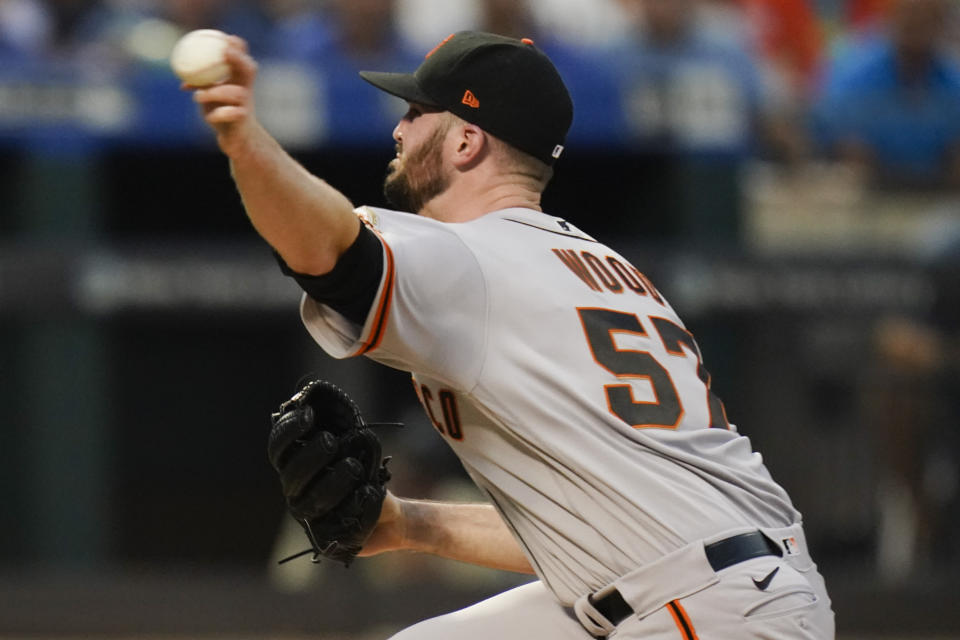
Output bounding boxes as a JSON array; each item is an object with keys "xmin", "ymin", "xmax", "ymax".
[{"xmin": 589, "ymin": 531, "xmax": 783, "ymax": 628}]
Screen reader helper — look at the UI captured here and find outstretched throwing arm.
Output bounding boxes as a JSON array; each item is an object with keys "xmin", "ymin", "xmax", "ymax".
[{"xmin": 188, "ymin": 36, "xmax": 360, "ymax": 275}]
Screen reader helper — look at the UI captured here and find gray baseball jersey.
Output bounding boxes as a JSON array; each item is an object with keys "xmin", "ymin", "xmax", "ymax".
[{"xmin": 300, "ymin": 205, "xmax": 800, "ymax": 606}]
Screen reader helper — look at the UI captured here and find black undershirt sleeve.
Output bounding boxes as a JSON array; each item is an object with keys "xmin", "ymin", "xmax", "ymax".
[{"xmin": 274, "ymin": 224, "xmax": 385, "ymax": 326}]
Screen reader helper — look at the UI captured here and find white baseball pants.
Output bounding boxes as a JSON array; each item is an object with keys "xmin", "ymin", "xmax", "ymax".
[{"xmin": 387, "ymin": 525, "xmax": 834, "ymax": 639}]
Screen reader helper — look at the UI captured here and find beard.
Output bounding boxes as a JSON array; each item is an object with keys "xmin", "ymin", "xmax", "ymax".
[{"xmin": 383, "ymin": 124, "xmax": 451, "ymax": 213}]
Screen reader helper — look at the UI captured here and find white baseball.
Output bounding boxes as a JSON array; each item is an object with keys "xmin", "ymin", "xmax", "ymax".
[{"xmin": 169, "ymin": 29, "xmax": 231, "ymax": 87}]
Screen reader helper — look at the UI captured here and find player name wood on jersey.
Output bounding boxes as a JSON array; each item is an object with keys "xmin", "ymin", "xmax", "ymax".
[{"xmin": 552, "ymin": 248, "xmax": 665, "ymax": 305}]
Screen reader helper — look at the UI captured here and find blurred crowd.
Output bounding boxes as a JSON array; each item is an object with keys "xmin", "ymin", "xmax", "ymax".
[{"xmin": 4, "ymin": 0, "xmax": 960, "ymax": 189}]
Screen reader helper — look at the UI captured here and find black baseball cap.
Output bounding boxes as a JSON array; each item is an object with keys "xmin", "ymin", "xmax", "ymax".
[{"xmin": 359, "ymin": 31, "xmax": 573, "ymax": 165}]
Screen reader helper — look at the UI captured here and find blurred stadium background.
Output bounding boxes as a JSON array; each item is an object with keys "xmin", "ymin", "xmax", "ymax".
[{"xmin": 1, "ymin": 0, "xmax": 959, "ymax": 637}]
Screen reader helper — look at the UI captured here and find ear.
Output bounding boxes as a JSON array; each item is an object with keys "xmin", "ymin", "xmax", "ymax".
[{"xmin": 449, "ymin": 122, "xmax": 487, "ymax": 169}]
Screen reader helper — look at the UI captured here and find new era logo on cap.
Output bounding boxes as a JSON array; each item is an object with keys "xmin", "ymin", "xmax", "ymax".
[{"xmin": 462, "ymin": 90, "xmax": 479, "ymax": 108}]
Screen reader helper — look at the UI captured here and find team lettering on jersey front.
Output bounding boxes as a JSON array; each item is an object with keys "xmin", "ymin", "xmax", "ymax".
[{"xmin": 414, "ymin": 381, "xmax": 464, "ymax": 440}]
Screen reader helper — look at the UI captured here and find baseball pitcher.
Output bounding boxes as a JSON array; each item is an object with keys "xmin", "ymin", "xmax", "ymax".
[{"xmin": 190, "ymin": 30, "xmax": 835, "ymax": 639}]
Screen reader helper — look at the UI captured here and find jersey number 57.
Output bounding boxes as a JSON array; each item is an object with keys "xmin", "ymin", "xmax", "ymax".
[{"xmin": 577, "ymin": 307, "xmax": 730, "ymax": 430}]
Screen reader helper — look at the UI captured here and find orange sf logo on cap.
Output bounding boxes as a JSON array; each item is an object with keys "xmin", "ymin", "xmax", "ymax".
[{"xmin": 461, "ymin": 90, "xmax": 480, "ymax": 108}]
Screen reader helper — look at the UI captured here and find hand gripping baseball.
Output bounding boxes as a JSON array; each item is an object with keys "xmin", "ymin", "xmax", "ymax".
[
  {"xmin": 268, "ymin": 376, "xmax": 394, "ymax": 566},
  {"xmin": 186, "ymin": 34, "xmax": 261, "ymax": 156}
]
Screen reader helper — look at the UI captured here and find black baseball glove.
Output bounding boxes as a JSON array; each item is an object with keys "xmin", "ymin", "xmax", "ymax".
[{"xmin": 268, "ymin": 376, "xmax": 392, "ymax": 566}]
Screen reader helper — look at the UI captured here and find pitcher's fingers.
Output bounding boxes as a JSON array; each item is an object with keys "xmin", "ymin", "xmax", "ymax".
[
  {"xmin": 225, "ymin": 35, "xmax": 248, "ymax": 53},
  {"xmin": 223, "ymin": 43, "xmax": 258, "ymax": 88},
  {"xmin": 205, "ymin": 105, "xmax": 250, "ymax": 124},
  {"xmin": 194, "ymin": 84, "xmax": 250, "ymax": 106}
]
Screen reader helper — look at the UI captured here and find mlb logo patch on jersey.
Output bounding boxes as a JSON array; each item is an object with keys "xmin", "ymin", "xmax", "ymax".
[{"xmin": 781, "ymin": 536, "xmax": 800, "ymax": 556}]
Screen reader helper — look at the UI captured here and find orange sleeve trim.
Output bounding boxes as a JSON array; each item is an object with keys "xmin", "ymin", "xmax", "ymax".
[
  {"xmin": 353, "ymin": 224, "xmax": 395, "ymax": 356},
  {"xmin": 667, "ymin": 600, "xmax": 699, "ymax": 640}
]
